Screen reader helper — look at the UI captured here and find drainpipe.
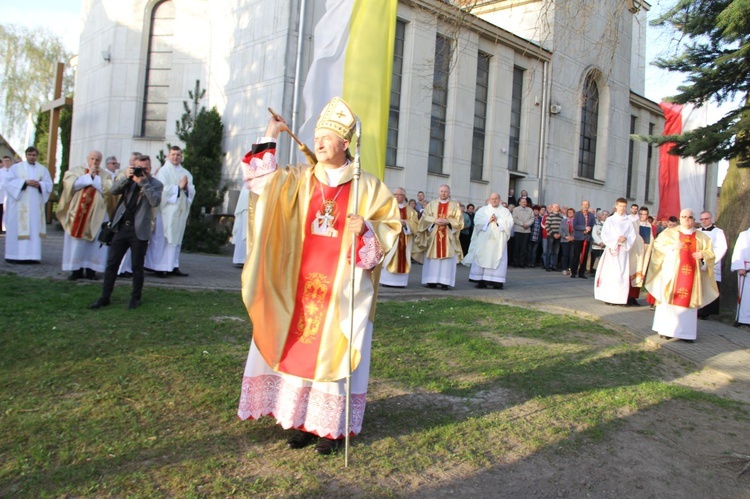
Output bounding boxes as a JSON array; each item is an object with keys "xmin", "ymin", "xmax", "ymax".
[
  {"xmin": 537, "ymin": 60, "xmax": 550, "ymax": 205},
  {"xmin": 289, "ymin": 0, "xmax": 307, "ymax": 164}
]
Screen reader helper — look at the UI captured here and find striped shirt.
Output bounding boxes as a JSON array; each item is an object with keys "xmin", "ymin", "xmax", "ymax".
[{"xmin": 545, "ymin": 212, "xmax": 564, "ymax": 236}]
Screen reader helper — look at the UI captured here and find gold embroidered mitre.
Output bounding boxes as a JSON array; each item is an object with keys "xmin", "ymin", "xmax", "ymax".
[{"xmin": 315, "ymin": 97, "xmax": 356, "ymax": 141}]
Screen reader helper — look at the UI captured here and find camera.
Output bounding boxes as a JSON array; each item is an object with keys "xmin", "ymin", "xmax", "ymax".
[{"xmin": 133, "ymin": 166, "xmax": 145, "ymax": 177}]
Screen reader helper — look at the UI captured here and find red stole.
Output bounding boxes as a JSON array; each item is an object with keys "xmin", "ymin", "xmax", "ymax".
[
  {"xmin": 435, "ymin": 202, "xmax": 449, "ymax": 258},
  {"xmin": 277, "ymin": 178, "xmax": 352, "ymax": 378},
  {"xmin": 70, "ymin": 180, "xmax": 98, "ymax": 239},
  {"xmin": 395, "ymin": 206, "xmax": 408, "ymax": 273},
  {"xmin": 670, "ymin": 232, "xmax": 697, "ymax": 307}
]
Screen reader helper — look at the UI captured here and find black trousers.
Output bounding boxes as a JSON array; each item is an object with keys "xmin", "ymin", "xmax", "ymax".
[
  {"xmin": 514, "ymin": 232, "xmax": 530, "ymax": 267},
  {"xmin": 570, "ymin": 239, "xmax": 590, "ymax": 277},
  {"xmin": 101, "ymin": 224, "xmax": 149, "ymax": 301}
]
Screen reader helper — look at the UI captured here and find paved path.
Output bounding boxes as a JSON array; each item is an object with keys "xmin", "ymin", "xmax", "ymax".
[{"xmin": 3, "ymin": 229, "xmax": 750, "ymax": 386}]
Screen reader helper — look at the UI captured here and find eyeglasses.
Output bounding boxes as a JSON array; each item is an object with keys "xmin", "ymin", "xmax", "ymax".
[{"xmin": 680, "ymin": 215, "xmax": 694, "ymax": 219}]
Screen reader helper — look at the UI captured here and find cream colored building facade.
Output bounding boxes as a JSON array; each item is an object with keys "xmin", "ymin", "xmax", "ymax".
[{"xmin": 72, "ymin": 0, "xmax": 692, "ymax": 215}]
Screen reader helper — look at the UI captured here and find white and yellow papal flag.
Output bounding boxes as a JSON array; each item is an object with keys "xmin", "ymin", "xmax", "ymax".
[{"xmin": 298, "ymin": 0, "xmax": 398, "ymax": 180}]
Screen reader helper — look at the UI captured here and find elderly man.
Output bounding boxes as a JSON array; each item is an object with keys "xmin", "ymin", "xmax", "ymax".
[
  {"xmin": 380, "ymin": 187, "xmax": 418, "ymax": 288},
  {"xmin": 90, "ymin": 155, "xmax": 163, "ymax": 310},
  {"xmin": 236, "ymin": 97, "xmax": 400, "ymax": 456},
  {"xmin": 4, "ymin": 147, "xmax": 53, "ymax": 263},
  {"xmin": 697, "ymin": 211, "xmax": 727, "ymax": 319},
  {"xmin": 594, "ymin": 198, "xmax": 636, "ymax": 305},
  {"xmin": 512, "ymin": 197, "xmax": 534, "ymax": 268},
  {"xmin": 731, "ymin": 226, "xmax": 750, "ymax": 326},
  {"xmin": 645, "ymin": 209, "xmax": 719, "ymax": 342},
  {"xmin": 417, "ymin": 184, "xmax": 464, "ymax": 290},
  {"xmin": 463, "ymin": 193, "xmax": 513, "ymax": 289},
  {"xmin": 570, "ymin": 200, "xmax": 596, "ymax": 279},
  {"xmin": 146, "ymin": 146, "xmax": 194, "ymax": 277},
  {"xmin": 56, "ymin": 150, "xmax": 112, "ymax": 280}
]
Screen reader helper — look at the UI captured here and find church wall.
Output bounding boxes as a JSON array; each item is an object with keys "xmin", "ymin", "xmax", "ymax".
[
  {"xmin": 535, "ymin": 1, "xmax": 648, "ymax": 211},
  {"xmin": 71, "ymin": 0, "xmax": 664, "ymax": 216}
]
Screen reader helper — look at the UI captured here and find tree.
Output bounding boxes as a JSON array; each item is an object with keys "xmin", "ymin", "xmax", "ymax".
[
  {"xmin": 648, "ymin": 0, "xmax": 750, "ymax": 308},
  {"xmin": 176, "ymin": 80, "xmax": 230, "ymax": 253},
  {"xmin": 0, "ymin": 24, "xmax": 73, "ymax": 145}
]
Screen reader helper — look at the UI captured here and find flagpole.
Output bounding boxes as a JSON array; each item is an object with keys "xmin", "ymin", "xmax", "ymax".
[{"xmin": 345, "ymin": 118, "xmax": 362, "ymax": 467}]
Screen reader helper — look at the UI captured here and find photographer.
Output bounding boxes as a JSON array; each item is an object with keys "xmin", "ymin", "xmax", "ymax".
[{"xmin": 90, "ymin": 155, "xmax": 163, "ymax": 310}]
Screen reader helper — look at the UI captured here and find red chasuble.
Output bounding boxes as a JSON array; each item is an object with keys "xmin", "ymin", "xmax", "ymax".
[
  {"xmin": 435, "ymin": 202, "xmax": 449, "ymax": 259},
  {"xmin": 670, "ymin": 232, "xmax": 697, "ymax": 308},
  {"xmin": 277, "ymin": 179, "xmax": 352, "ymax": 379},
  {"xmin": 69, "ymin": 184, "xmax": 98, "ymax": 239}
]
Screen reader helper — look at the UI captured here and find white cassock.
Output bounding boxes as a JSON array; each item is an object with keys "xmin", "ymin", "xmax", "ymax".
[
  {"xmin": 232, "ymin": 185, "xmax": 250, "ymax": 265},
  {"xmin": 698, "ymin": 226, "xmax": 727, "ymax": 281},
  {"xmin": 731, "ymin": 228, "xmax": 750, "ymax": 325},
  {"xmin": 463, "ymin": 204, "xmax": 513, "ymax": 284},
  {"xmin": 61, "ymin": 174, "xmax": 109, "ymax": 272},
  {"xmin": 4, "ymin": 162, "xmax": 53, "ymax": 261},
  {"xmin": 145, "ymin": 162, "xmax": 194, "ymax": 271},
  {"xmin": 594, "ymin": 212, "xmax": 636, "ymax": 304},
  {"xmin": 0, "ymin": 167, "xmax": 13, "ymax": 231}
]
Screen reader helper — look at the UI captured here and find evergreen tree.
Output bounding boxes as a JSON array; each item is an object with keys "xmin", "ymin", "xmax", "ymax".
[
  {"xmin": 32, "ymin": 109, "xmax": 50, "ymax": 165},
  {"xmin": 175, "ymin": 81, "xmax": 229, "ymax": 253},
  {"xmin": 649, "ymin": 0, "xmax": 750, "ymax": 306}
]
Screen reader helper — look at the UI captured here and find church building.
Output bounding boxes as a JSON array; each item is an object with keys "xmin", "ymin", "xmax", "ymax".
[{"xmin": 71, "ymin": 0, "xmax": 688, "ymax": 214}]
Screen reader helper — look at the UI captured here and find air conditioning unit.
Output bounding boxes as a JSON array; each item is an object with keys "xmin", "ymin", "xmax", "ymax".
[{"xmin": 549, "ymin": 104, "xmax": 562, "ymax": 115}]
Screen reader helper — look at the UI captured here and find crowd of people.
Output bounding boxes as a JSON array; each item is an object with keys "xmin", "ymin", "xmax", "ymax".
[
  {"xmin": 0, "ymin": 145, "xmax": 194, "ymax": 309},
  {"xmin": 377, "ymin": 186, "xmax": 750, "ymax": 342},
  {"xmin": 2, "ymin": 101, "xmax": 750, "ymax": 460}
]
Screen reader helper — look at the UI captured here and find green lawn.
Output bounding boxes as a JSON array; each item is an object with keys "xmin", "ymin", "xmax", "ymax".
[{"xmin": 0, "ymin": 275, "xmax": 745, "ymax": 497}]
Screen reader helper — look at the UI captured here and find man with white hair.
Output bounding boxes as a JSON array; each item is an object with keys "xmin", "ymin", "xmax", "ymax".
[
  {"xmin": 645, "ymin": 208, "xmax": 719, "ymax": 342},
  {"xmin": 380, "ymin": 187, "xmax": 418, "ymax": 287},
  {"xmin": 56, "ymin": 150, "xmax": 112, "ymax": 280},
  {"xmin": 417, "ymin": 184, "xmax": 464, "ymax": 290},
  {"xmin": 463, "ymin": 192, "xmax": 513, "ymax": 289}
]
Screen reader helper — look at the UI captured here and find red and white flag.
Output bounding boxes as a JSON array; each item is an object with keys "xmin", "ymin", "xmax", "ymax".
[{"xmin": 657, "ymin": 102, "xmax": 709, "ymax": 220}]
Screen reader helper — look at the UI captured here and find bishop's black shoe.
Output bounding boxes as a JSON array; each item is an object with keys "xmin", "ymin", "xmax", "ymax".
[
  {"xmin": 287, "ymin": 431, "xmax": 316, "ymax": 449},
  {"xmin": 171, "ymin": 268, "xmax": 189, "ymax": 277}
]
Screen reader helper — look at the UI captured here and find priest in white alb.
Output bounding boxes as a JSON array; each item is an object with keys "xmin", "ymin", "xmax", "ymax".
[
  {"xmin": 416, "ymin": 184, "xmax": 463, "ymax": 290},
  {"xmin": 730, "ymin": 226, "xmax": 750, "ymax": 326},
  {"xmin": 463, "ymin": 192, "xmax": 513, "ymax": 290},
  {"xmin": 236, "ymin": 98, "xmax": 400, "ymax": 455},
  {"xmin": 4, "ymin": 146, "xmax": 53, "ymax": 263},
  {"xmin": 379, "ymin": 187, "xmax": 418, "ymax": 287},
  {"xmin": 231, "ymin": 184, "xmax": 250, "ymax": 266},
  {"xmin": 645, "ymin": 209, "xmax": 719, "ymax": 342},
  {"xmin": 145, "ymin": 146, "xmax": 194, "ymax": 277},
  {"xmin": 594, "ymin": 198, "xmax": 636, "ymax": 305},
  {"xmin": 56, "ymin": 150, "xmax": 112, "ymax": 280}
]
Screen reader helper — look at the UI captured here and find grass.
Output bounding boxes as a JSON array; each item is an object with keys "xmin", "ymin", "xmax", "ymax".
[{"xmin": 0, "ymin": 274, "xmax": 746, "ymax": 497}]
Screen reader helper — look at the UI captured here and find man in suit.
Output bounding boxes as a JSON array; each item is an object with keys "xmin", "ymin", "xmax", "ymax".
[{"xmin": 90, "ymin": 155, "xmax": 163, "ymax": 310}]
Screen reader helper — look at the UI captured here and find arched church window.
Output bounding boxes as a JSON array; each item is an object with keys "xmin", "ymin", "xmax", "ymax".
[
  {"xmin": 141, "ymin": 0, "xmax": 175, "ymax": 138},
  {"xmin": 578, "ymin": 71, "xmax": 599, "ymax": 179}
]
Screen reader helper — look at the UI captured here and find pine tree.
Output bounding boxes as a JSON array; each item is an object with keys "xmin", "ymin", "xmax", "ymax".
[
  {"xmin": 650, "ymin": 0, "xmax": 750, "ymax": 307},
  {"xmin": 175, "ymin": 80, "xmax": 229, "ymax": 253}
]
